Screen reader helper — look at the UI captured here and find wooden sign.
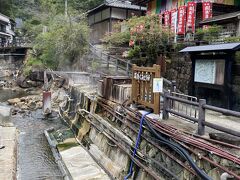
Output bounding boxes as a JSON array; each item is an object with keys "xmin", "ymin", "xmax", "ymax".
[{"xmin": 132, "ymin": 64, "xmax": 161, "ymax": 114}]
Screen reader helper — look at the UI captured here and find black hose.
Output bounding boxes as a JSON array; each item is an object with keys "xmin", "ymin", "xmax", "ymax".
[{"xmin": 144, "ymin": 119, "xmax": 212, "ymax": 180}]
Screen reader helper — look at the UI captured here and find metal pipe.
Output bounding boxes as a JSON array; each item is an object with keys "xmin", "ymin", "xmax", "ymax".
[
  {"xmin": 166, "ymin": 95, "xmax": 199, "ymax": 106},
  {"xmin": 167, "ymin": 109, "xmax": 198, "ymax": 123}
]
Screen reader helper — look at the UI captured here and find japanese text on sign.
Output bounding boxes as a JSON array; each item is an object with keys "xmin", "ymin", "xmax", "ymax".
[
  {"xmin": 186, "ymin": 2, "xmax": 197, "ymax": 33},
  {"xmin": 177, "ymin": 5, "xmax": 186, "ymax": 35}
]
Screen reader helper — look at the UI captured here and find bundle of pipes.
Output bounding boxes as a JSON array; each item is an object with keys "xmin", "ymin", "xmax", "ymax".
[{"xmin": 97, "ymin": 99, "xmax": 240, "ymax": 179}]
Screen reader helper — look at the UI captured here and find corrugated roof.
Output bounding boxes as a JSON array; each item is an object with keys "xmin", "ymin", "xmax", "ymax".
[
  {"xmin": 180, "ymin": 43, "xmax": 240, "ymax": 53},
  {"xmin": 200, "ymin": 11, "xmax": 240, "ymax": 24}
]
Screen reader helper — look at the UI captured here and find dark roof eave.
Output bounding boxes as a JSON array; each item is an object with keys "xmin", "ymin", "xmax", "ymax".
[{"xmin": 180, "ymin": 43, "xmax": 240, "ymax": 53}]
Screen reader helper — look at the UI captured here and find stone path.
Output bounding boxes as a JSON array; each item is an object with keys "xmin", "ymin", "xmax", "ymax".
[
  {"xmin": 61, "ymin": 146, "xmax": 110, "ymax": 180},
  {"xmin": 0, "ymin": 126, "xmax": 17, "ymax": 180}
]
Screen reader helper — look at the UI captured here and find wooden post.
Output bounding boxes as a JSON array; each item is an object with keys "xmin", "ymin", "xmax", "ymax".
[
  {"xmin": 171, "ymin": 80, "xmax": 176, "ymax": 93},
  {"xmin": 107, "ymin": 55, "xmax": 110, "ymax": 69},
  {"xmin": 115, "ymin": 59, "xmax": 118, "ymax": 73},
  {"xmin": 126, "ymin": 60, "xmax": 130, "ymax": 76},
  {"xmin": 163, "ymin": 91, "xmax": 170, "ymax": 119},
  {"xmin": 132, "ymin": 64, "xmax": 138, "ymax": 103},
  {"xmin": 153, "ymin": 64, "xmax": 160, "ymax": 114},
  {"xmin": 198, "ymin": 99, "xmax": 206, "ymax": 136}
]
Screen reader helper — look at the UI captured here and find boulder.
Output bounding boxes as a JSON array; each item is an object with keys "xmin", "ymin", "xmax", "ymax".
[
  {"xmin": 16, "ymin": 76, "xmax": 31, "ymax": 88},
  {"xmin": 28, "ymin": 70, "xmax": 51, "ymax": 82},
  {"xmin": 7, "ymin": 98, "xmax": 21, "ymax": 105}
]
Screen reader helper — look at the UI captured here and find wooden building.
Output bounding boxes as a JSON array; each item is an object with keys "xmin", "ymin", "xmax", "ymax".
[
  {"xmin": 87, "ymin": 0, "xmax": 146, "ymax": 44},
  {"xmin": 131, "ymin": 0, "xmax": 240, "ymax": 40},
  {"xmin": 0, "ymin": 13, "xmax": 15, "ymax": 47},
  {"xmin": 180, "ymin": 43, "xmax": 240, "ymax": 110},
  {"xmin": 200, "ymin": 11, "xmax": 240, "ymax": 37}
]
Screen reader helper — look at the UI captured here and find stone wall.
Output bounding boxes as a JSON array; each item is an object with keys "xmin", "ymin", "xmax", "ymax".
[
  {"xmin": 0, "ymin": 48, "xmax": 27, "ymax": 78},
  {"xmin": 164, "ymin": 53, "xmax": 192, "ymax": 94}
]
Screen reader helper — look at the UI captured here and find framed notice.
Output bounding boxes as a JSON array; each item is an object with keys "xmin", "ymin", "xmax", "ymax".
[
  {"xmin": 153, "ymin": 78, "xmax": 163, "ymax": 93},
  {"xmin": 194, "ymin": 60, "xmax": 225, "ymax": 85}
]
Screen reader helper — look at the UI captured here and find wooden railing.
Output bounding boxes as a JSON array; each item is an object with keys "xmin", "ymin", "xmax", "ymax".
[{"xmin": 162, "ymin": 91, "xmax": 240, "ymax": 137}]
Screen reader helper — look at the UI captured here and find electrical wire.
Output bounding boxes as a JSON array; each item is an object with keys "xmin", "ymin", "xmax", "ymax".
[
  {"xmin": 124, "ymin": 112, "xmax": 151, "ymax": 180},
  {"xmin": 143, "ymin": 119, "xmax": 212, "ymax": 180}
]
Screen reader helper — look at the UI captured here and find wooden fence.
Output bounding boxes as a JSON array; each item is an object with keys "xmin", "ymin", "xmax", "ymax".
[{"xmin": 132, "ymin": 64, "xmax": 161, "ymax": 114}]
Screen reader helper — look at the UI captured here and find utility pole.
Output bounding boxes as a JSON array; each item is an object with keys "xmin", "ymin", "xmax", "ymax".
[{"xmin": 65, "ymin": 0, "xmax": 68, "ymax": 17}]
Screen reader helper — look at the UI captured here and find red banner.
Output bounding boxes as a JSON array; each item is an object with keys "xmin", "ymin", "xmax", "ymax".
[
  {"xmin": 202, "ymin": 2, "xmax": 212, "ymax": 20},
  {"xmin": 177, "ymin": 6, "xmax": 186, "ymax": 35},
  {"xmin": 164, "ymin": 11, "xmax": 171, "ymax": 27},
  {"xmin": 186, "ymin": 2, "xmax": 197, "ymax": 33}
]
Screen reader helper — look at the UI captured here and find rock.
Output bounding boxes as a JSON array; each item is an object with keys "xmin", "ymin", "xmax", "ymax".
[
  {"xmin": 208, "ymin": 168, "xmax": 220, "ymax": 180},
  {"xmin": 26, "ymin": 80, "xmax": 43, "ymax": 87},
  {"xmin": 11, "ymin": 109, "xmax": 18, "ymax": 116},
  {"xmin": 209, "ymin": 133, "xmax": 240, "ymax": 146},
  {"xmin": 7, "ymin": 98, "xmax": 21, "ymax": 105},
  {"xmin": 20, "ymin": 97, "xmax": 26, "ymax": 102},
  {"xmin": 28, "ymin": 70, "xmax": 51, "ymax": 82},
  {"xmin": 28, "ymin": 101, "xmax": 36, "ymax": 110},
  {"xmin": 16, "ymin": 76, "xmax": 31, "ymax": 88},
  {"xmin": 36, "ymin": 102, "xmax": 43, "ymax": 109},
  {"xmin": 21, "ymin": 105, "xmax": 29, "ymax": 110}
]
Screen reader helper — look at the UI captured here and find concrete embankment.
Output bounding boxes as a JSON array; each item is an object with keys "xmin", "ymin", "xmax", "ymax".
[
  {"xmin": 58, "ymin": 78, "xmax": 240, "ymax": 180},
  {"xmin": 0, "ymin": 126, "xmax": 17, "ymax": 180}
]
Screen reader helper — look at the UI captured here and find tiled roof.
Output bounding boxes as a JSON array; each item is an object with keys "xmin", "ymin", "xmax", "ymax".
[
  {"xmin": 180, "ymin": 43, "xmax": 240, "ymax": 53},
  {"xmin": 106, "ymin": 1, "xmax": 146, "ymax": 10},
  {"xmin": 87, "ymin": 0, "xmax": 146, "ymax": 14},
  {"xmin": 200, "ymin": 11, "xmax": 240, "ymax": 24}
]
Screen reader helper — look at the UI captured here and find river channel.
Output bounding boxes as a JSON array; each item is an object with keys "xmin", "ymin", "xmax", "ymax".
[{"xmin": 0, "ymin": 88, "xmax": 66, "ymax": 180}]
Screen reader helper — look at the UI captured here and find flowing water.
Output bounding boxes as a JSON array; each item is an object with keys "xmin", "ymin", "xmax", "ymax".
[{"xmin": 0, "ymin": 88, "xmax": 66, "ymax": 180}]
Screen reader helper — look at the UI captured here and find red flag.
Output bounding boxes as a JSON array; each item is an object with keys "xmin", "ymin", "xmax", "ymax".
[
  {"xmin": 186, "ymin": 2, "xmax": 197, "ymax": 33},
  {"xmin": 177, "ymin": 6, "xmax": 186, "ymax": 35}
]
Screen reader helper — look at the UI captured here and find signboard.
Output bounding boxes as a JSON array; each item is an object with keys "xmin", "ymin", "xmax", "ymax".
[
  {"xmin": 153, "ymin": 78, "xmax": 163, "ymax": 93},
  {"xmin": 177, "ymin": 5, "xmax": 186, "ymax": 35},
  {"xmin": 194, "ymin": 60, "xmax": 225, "ymax": 85},
  {"xmin": 171, "ymin": 9, "xmax": 178, "ymax": 34},
  {"xmin": 164, "ymin": 11, "xmax": 171, "ymax": 27},
  {"xmin": 186, "ymin": 2, "xmax": 197, "ymax": 33}
]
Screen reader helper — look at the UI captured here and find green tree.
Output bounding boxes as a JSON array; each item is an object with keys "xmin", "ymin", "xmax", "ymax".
[{"xmin": 30, "ymin": 13, "xmax": 89, "ymax": 70}]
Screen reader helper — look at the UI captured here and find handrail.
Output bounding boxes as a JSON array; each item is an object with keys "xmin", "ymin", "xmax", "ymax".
[
  {"xmin": 166, "ymin": 94, "xmax": 199, "ymax": 106},
  {"xmin": 203, "ymin": 104, "xmax": 240, "ymax": 118},
  {"xmin": 163, "ymin": 92, "xmax": 240, "ymax": 137},
  {"xmin": 89, "ymin": 43, "xmax": 132, "ymax": 75}
]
